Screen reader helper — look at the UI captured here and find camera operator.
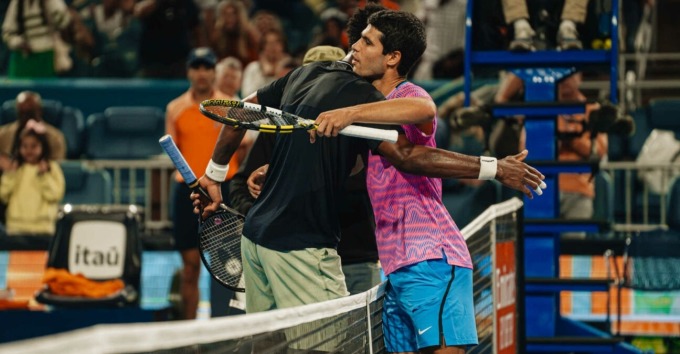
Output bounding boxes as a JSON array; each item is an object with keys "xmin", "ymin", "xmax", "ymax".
[
  {"xmin": 489, "ymin": 72, "xmax": 607, "ymax": 234},
  {"xmin": 556, "ymin": 73, "xmax": 608, "ymax": 235},
  {"xmin": 453, "ymin": 71, "xmax": 634, "ymax": 231}
]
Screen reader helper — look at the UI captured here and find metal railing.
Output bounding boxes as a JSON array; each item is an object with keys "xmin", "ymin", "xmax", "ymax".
[
  {"xmin": 78, "ymin": 157, "xmax": 175, "ymax": 232},
  {"xmin": 601, "ymin": 161, "xmax": 680, "ymax": 228},
  {"xmin": 63, "ymin": 158, "xmax": 680, "ymax": 234}
]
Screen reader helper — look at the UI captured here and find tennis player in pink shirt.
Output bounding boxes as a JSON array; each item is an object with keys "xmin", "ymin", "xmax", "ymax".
[{"xmin": 315, "ymin": 9, "xmax": 546, "ymax": 354}]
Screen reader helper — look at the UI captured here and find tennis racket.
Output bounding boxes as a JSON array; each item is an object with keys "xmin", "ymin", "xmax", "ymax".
[
  {"xmin": 199, "ymin": 99, "xmax": 399, "ymax": 143},
  {"xmin": 159, "ymin": 135, "xmax": 245, "ymax": 292}
]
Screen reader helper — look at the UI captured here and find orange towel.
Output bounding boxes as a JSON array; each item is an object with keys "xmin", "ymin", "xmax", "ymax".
[
  {"xmin": 42, "ymin": 268, "xmax": 125, "ymax": 298},
  {"xmin": 0, "ymin": 299, "xmax": 30, "ymax": 310}
]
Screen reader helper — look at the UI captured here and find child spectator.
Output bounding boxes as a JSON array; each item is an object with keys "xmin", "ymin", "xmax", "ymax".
[{"xmin": 0, "ymin": 120, "xmax": 65, "ymax": 235}]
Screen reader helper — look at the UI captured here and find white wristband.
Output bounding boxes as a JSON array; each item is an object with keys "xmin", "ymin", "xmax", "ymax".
[
  {"xmin": 205, "ymin": 159, "xmax": 229, "ymax": 182},
  {"xmin": 478, "ymin": 156, "xmax": 497, "ymax": 180}
]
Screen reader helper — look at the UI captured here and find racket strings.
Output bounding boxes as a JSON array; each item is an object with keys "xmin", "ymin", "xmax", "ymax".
[
  {"xmin": 199, "ymin": 212, "xmax": 244, "ymax": 289},
  {"xmin": 206, "ymin": 105, "xmax": 293, "ymax": 126}
]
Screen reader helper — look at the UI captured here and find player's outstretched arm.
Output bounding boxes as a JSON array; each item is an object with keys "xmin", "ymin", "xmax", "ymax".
[
  {"xmin": 377, "ymin": 137, "xmax": 545, "ymax": 199},
  {"xmin": 314, "ymin": 97, "xmax": 436, "ymax": 137},
  {"xmin": 495, "ymin": 150, "xmax": 547, "ymax": 198}
]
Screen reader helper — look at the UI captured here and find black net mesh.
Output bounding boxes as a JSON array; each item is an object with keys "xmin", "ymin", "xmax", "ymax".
[{"xmin": 625, "ymin": 230, "xmax": 680, "ymax": 291}]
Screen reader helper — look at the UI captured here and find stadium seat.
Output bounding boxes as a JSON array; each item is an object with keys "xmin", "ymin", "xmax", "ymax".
[
  {"xmin": 60, "ymin": 161, "xmax": 113, "ymax": 205},
  {"xmin": 35, "ymin": 205, "xmax": 142, "ymax": 308},
  {"xmin": 84, "ymin": 106, "xmax": 164, "ymax": 159},
  {"xmin": 648, "ymin": 98, "xmax": 680, "ymax": 138},
  {"xmin": 0, "ymin": 99, "xmax": 85, "ymax": 159}
]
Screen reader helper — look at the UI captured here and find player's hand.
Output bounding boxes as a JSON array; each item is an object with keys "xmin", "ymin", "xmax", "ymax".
[
  {"xmin": 247, "ymin": 164, "xmax": 268, "ymax": 198},
  {"xmin": 315, "ymin": 107, "xmax": 357, "ymax": 138},
  {"xmin": 191, "ymin": 175, "xmax": 223, "ymax": 219},
  {"xmin": 495, "ymin": 150, "xmax": 546, "ymax": 199}
]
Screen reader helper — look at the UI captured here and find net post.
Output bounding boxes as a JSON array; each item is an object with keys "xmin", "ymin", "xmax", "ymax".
[
  {"xmin": 366, "ymin": 291, "xmax": 374, "ymax": 354},
  {"xmin": 491, "ymin": 217, "xmax": 498, "ymax": 354}
]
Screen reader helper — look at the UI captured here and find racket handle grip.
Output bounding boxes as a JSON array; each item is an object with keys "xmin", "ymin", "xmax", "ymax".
[
  {"xmin": 160, "ymin": 135, "xmax": 223, "ymax": 217},
  {"xmin": 340, "ymin": 125, "xmax": 399, "ymax": 143},
  {"xmin": 159, "ymin": 134, "xmax": 199, "ymax": 186}
]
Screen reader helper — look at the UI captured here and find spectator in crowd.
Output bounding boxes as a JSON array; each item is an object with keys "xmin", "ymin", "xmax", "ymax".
[
  {"xmin": 0, "ymin": 121, "xmax": 65, "ymax": 235},
  {"xmin": 2, "ymin": 0, "xmax": 72, "ymax": 78},
  {"xmin": 249, "ymin": 9, "xmax": 283, "ymax": 44},
  {"xmin": 58, "ymin": 6, "xmax": 96, "ymax": 76},
  {"xmin": 79, "ymin": 0, "xmax": 129, "ymax": 42},
  {"xmin": 165, "ymin": 47, "xmax": 234, "ymax": 319},
  {"xmin": 134, "ymin": 0, "xmax": 202, "ymax": 78},
  {"xmin": 78, "ymin": 0, "xmax": 140, "ymax": 77},
  {"xmin": 249, "ymin": 0, "xmax": 316, "ymax": 53},
  {"xmin": 241, "ymin": 29, "xmax": 291, "ymax": 97},
  {"xmin": 210, "ymin": 0, "xmax": 259, "ymax": 66},
  {"xmin": 358, "ymin": 0, "xmax": 399, "ymax": 10},
  {"xmin": 412, "ymin": 0, "xmax": 467, "ymax": 81},
  {"xmin": 503, "ymin": 0, "xmax": 590, "ymax": 51},
  {"xmin": 622, "ymin": 0, "xmax": 654, "ymax": 53},
  {"xmin": 215, "ymin": 56, "xmax": 243, "ymax": 99},
  {"xmin": 333, "ymin": 0, "xmax": 356, "ymax": 17},
  {"xmin": 311, "ymin": 7, "xmax": 348, "ymax": 50},
  {"xmin": 0, "ymin": 0, "xmax": 10, "ymax": 73},
  {"xmin": 0, "ymin": 91, "xmax": 67, "ymax": 169}
]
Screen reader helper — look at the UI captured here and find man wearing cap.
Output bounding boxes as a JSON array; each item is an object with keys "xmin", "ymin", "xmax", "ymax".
[
  {"xmin": 165, "ymin": 47, "xmax": 245, "ymax": 319},
  {"xmin": 301, "ymin": 45, "xmax": 347, "ymax": 66}
]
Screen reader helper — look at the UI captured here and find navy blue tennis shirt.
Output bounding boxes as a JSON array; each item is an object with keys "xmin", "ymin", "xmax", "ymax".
[{"xmin": 242, "ymin": 61, "xmax": 399, "ymax": 252}]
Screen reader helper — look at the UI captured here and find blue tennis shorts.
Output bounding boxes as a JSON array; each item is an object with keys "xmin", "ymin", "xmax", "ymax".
[{"xmin": 383, "ymin": 258, "xmax": 478, "ymax": 352}]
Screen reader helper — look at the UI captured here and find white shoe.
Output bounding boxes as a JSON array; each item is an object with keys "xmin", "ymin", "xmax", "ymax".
[
  {"xmin": 557, "ymin": 21, "xmax": 583, "ymax": 50},
  {"xmin": 510, "ymin": 20, "xmax": 535, "ymax": 51}
]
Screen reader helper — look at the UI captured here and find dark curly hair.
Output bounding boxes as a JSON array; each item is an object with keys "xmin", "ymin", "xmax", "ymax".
[
  {"xmin": 346, "ymin": 3, "xmax": 386, "ymax": 47},
  {"xmin": 367, "ymin": 10, "xmax": 426, "ymax": 77},
  {"xmin": 14, "ymin": 128, "xmax": 51, "ymax": 166}
]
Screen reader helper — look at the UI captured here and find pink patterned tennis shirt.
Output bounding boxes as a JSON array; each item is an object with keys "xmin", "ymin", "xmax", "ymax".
[{"xmin": 367, "ymin": 81, "xmax": 473, "ymax": 276}]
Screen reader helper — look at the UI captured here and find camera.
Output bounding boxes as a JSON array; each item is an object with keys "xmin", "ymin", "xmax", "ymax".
[{"xmin": 558, "ymin": 100, "xmax": 635, "ymax": 140}]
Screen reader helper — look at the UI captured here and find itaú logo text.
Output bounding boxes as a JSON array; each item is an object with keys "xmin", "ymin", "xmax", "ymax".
[{"xmin": 68, "ymin": 221, "xmax": 127, "ymax": 279}]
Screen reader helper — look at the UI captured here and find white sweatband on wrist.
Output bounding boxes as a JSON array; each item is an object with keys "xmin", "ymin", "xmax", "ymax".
[
  {"xmin": 205, "ymin": 159, "xmax": 229, "ymax": 182},
  {"xmin": 478, "ymin": 156, "xmax": 497, "ymax": 180}
]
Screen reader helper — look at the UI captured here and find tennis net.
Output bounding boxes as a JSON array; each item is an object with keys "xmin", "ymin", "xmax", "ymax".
[{"xmin": 0, "ymin": 197, "xmax": 522, "ymax": 354}]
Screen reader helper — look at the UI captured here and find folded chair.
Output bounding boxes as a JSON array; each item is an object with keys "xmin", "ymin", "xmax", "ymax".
[{"xmin": 35, "ymin": 205, "xmax": 142, "ymax": 308}]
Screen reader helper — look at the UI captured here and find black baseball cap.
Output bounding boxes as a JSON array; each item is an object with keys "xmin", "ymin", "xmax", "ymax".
[{"xmin": 187, "ymin": 47, "xmax": 217, "ymax": 68}]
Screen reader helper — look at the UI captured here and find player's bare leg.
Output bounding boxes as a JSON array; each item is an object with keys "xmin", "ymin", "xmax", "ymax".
[{"xmin": 180, "ymin": 249, "xmax": 201, "ymax": 319}]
